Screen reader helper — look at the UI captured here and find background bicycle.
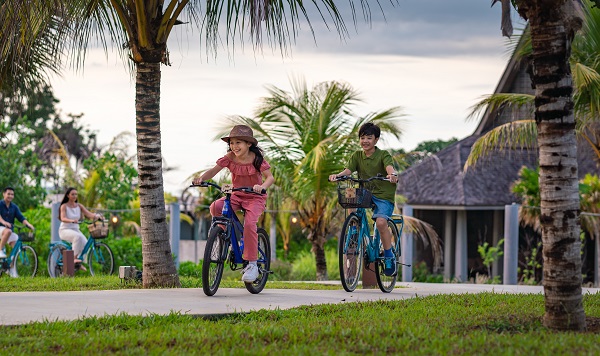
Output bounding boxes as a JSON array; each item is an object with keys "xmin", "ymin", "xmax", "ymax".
[
  {"xmin": 192, "ymin": 181, "xmax": 271, "ymax": 296},
  {"xmin": 47, "ymin": 220, "xmax": 114, "ymax": 277},
  {"xmin": 0, "ymin": 225, "xmax": 38, "ymax": 277},
  {"xmin": 334, "ymin": 175, "xmax": 405, "ymax": 293}
]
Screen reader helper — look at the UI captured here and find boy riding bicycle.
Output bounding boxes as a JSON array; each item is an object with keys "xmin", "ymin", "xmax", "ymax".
[{"xmin": 329, "ymin": 122, "xmax": 398, "ymax": 276}]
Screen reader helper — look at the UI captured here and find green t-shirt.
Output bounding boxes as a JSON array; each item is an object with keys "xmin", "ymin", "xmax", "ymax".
[{"xmin": 347, "ymin": 147, "xmax": 396, "ymax": 202}]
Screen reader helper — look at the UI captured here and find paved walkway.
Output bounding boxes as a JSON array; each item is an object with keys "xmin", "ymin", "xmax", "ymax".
[{"xmin": 2, "ymin": 282, "xmax": 599, "ymax": 325}]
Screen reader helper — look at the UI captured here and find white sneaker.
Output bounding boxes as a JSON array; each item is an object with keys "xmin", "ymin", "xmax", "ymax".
[
  {"xmin": 241, "ymin": 264, "xmax": 259, "ymax": 282},
  {"xmin": 9, "ymin": 268, "xmax": 18, "ymax": 278},
  {"xmin": 0, "ymin": 250, "xmax": 6, "ymax": 259}
]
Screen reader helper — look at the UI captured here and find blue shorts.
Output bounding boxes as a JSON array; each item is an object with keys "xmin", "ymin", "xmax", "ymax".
[{"xmin": 371, "ymin": 196, "xmax": 394, "ymax": 221}]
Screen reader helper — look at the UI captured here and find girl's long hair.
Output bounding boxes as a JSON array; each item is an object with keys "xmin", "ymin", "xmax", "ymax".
[
  {"xmin": 250, "ymin": 144, "xmax": 264, "ymax": 172},
  {"xmin": 58, "ymin": 187, "xmax": 77, "ymax": 219}
]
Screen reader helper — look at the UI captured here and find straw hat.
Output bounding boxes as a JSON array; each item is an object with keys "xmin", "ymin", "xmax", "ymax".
[{"xmin": 221, "ymin": 125, "xmax": 258, "ymax": 145}]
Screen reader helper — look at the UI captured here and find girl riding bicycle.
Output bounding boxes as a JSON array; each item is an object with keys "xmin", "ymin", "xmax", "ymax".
[
  {"xmin": 59, "ymin": 187, "xmax": 103, "ymax": 270},
  {"xmin": 329, "ymin": 122, "xmax": 398, "ymax": 276},
  {"xmin": 193, "ymin": 125, "xmax": 274, "ymax": 282}
]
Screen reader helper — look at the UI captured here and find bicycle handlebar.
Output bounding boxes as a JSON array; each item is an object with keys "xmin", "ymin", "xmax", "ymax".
[
  {"xmin": 331, "ymin": 174, "xmax": 394, "ymax": 183},
  {"xmin": 190, "ymin": 182, "xmax": 266, "ymax": 195}
]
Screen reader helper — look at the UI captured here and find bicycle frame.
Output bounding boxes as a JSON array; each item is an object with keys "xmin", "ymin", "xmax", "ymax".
[
  {"xmin": 209, "ymin": 190, "xmax": 270, "ymax": 268},
  {"xmin": 49, "ymin": 235, "xmax": 98, "ymax": 260},
  {"xmin": 210, "ymin": 196, "xmax": 246, "ymax": 266},
  {"xmin": 345, "ymin": 208, "xmax": 404, "ymax": 266},
  {"xmin": 2, "ymin": 240, "xmax": 24, "ymax": 266}
]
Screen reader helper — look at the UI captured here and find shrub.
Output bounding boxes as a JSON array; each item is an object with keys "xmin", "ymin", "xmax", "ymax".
[{"xmin": 178, "ymin": 261, "xmax": 202, "ymax": 278}]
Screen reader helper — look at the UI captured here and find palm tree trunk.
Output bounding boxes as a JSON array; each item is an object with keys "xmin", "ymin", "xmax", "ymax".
[
  {"xmin": 525, "ymin": 1, "xmax": 585, "ymax": 331},
  {"xmin": 135, "ymin": 61, "xmax": 180, "ymax": 288},
  {"xmin": 312, "ymin": 240, "xmax": 328, "ymax": 281}
]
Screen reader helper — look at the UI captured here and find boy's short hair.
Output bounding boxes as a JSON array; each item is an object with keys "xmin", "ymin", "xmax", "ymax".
[
  {"xmin": 358, "ymin": 122, "xmax": 381, "ymax": 138},
  {"xmin": 3, "ymin": 187, "xmax": 14, "ymax": 193}
]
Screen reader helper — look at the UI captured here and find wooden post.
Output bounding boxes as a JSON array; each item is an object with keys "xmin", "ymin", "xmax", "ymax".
[
  {"xmin": 62, "ymin": 250, "xmax": 74, "ymax": 277},
  {"xmin": 362, "ymin": 262, "xmax": 377, "ymax": 289}
]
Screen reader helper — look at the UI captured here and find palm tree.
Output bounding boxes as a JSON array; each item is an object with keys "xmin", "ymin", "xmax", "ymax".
[
  {"xmin": 218, "ymin": 79, "xmax": 404, "ymax": 280},
  {"xmin": 492, "ymin": 0, "xmax": 586, "ymax": 330},
  {"xmin": 1, "ymin": 0, "xmax": 364, "ymax": 287}
]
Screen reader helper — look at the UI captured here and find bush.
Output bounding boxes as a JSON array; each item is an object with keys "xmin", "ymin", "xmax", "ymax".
[
  {"xmin": 110, "ymin": 236, "xmax": 143, "ymax": 270},
  {"xmin": 178, "ymin": 261, "xmax": 202, "ymax": 278},
  {"xmin": 270, "ymin": 259, "xmax": 293, "ymax": 281},
  {"xmin": 411, "ymin": 261, "xmax": 444, "ymax": 283},
  {"xmin": 289, "ymin": 246, "xmax": 340, "ymax": 281}
]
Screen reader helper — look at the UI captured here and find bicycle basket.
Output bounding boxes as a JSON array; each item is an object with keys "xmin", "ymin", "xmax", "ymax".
[
  {"xmin": 337, "ymin": 187, "xmax": 372, "ymax": 209},
  {"xmin": 18, "ymin": 230, "xmax": 35, "ymax": 242},
  {"xmin": 87, "ymin": 221, "xmax": 109, "ymax": 239}
]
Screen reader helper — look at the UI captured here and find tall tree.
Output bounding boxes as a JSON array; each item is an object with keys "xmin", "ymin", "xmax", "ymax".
[
  {"xmin": 1, "ymin": 0, "xmax": 359, "ymax": 287},
  {"xmin": 495, "ymin": 0, "xmax": 587, "ymax": 330},
  {"xmin": 220, "ymin": 79, "xmax": 404, "ymax": 280}
]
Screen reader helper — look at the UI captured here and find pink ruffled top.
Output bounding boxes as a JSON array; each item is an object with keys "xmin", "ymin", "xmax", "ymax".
[{"xmin": 216, "ymin": 155, "xmax": 271, "ymax": 189}]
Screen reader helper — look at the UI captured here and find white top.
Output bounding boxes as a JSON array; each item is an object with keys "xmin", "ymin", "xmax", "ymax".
[{"xmin": 59, "ymin": 205, "xmax": 81, "ymax": 230}]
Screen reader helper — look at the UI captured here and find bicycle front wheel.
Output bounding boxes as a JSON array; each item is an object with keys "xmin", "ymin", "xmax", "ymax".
[
  {"xmin": 244, "ymin": 228, "xmax": 271, "ymax": 294},
  {"xmin": 12, "ymin": 245, "xmax": 38, "ymax": 277},
  {"xmin": 339, "ymin": 213, "xmax": 363, "ymax": 292},
  {"xmin": 88, "ymin": 242, "xmax": 115, "ymax": 276},
  {"xmin": 202, "ymin": 226, "xmax": 230, "ymax": 296},
  {"xmin": 47, "ymin": 244, "xmax": 67, "ymax": 278},
  {"xmin": 375, "ymin": 220, "xmax": 400, "ymax": 293}
]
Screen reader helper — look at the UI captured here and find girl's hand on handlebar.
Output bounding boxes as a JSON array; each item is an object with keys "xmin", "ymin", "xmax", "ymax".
[
  {"xmin": 192, "ymin": 177, "xmax": 203, "ymax": 185},
  {"xmin": 253, "ymin": 185, "xmax": 266, "ymax": 194},
  {"xmin": 329, "ymin": 174, "xmax": 340, "ymax": 182}
]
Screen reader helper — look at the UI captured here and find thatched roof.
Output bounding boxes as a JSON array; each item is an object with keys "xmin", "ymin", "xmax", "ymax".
[{"xmin": 397, "ymin": 135, "xmax": 598, "ymax": 208}]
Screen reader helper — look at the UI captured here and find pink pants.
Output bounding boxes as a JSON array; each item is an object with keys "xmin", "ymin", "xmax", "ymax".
[{"xmin": 209, "ymin": 193, "xmax": 266, "ymax": 261}]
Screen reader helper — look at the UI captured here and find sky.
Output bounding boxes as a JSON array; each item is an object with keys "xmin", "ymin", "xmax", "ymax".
[{"xmin": 49, "ymin": 0, "xmax": 523, "ymax": 195}]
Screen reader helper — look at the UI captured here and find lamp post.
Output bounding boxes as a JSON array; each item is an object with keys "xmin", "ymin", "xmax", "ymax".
[{"xmin": 110, "ymin": 214, "xmax": 119, "ymax": 238}]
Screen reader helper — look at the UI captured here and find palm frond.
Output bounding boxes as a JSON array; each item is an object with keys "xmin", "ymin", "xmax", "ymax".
[
  {"xmin": 467, "ymin": 93, "xmax": 535, "ymax": 122},
  {"xmin": 464, "ymin": 120, "xmax": 537, "ymax": 171}
]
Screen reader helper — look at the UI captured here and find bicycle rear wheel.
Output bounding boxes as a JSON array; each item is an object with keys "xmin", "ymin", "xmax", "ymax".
[
  {"xmin": 202, "ymin": 226, "xmax": 230, "ymax": 296},
  {"xmin": 12, "ymin": 245, "xmax": 38, "ymax": 277},
  {"xmin": 339, "ymin": 213, "xmax": 363, "ymax": 292},
  {"xmin": 375, "ymin": 220, "xmax": 400, "ymax": 293},
  {"xmin": 47, "ymin": 244, "xmax": 67, "ymax": 278},
  {"xmin": 244, "ymin": 228, "xmax": 271, "ymax": 294},
  {"xmin": 88, "ymin": 242, "xmax": 115, "ymax": 276}
]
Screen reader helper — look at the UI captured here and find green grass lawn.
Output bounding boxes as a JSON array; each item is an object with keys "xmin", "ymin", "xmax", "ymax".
[
  {"xmin": 1, "ymin": 292, "xmax": 600, "ymax": 354},
  {"xmin": 1, "ymin": 276, "xmax": 600, "ymax": 354},
  {"xmin": 0, "ymin": 275, "xmax": 342, "ymax": 292}
]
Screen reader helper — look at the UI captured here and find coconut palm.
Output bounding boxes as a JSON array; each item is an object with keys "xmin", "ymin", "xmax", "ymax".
[
  {"xmin": 1, "ymin": 0, "xmax": 367, "ymax": 287},
  {"xmin": 493, "ymin": 0, "xmax": 586, "ymax": 330},
  {"xmin": 216, "ymin": 79, "xmax": 404, "ymax": 280}
]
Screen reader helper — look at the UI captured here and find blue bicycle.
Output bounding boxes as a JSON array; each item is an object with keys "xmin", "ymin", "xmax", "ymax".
[
  {"xmin": 333, "ymin": 175, "xmax": 406, "ymax": 293},
  {"xmin": 47, "ymin": 220, "xmax": 114, "ymax": 277},
  {"xmin": 193, "ymin": 181, "xmax": 271, "ymax": 296},
  {"xmin": 0, "ymin": 225, "xmax": 38, "ymax": 277}
]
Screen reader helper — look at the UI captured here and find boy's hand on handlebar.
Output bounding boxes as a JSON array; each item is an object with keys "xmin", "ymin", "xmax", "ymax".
[
  {"xmin": 387, "ymin": 173, "xmax": 398, "ymax": 183},
  {"xmin": 192, "ymin": 177, "xmax": 203, "ymax": 185},
  {"xmin": 329, "ymin": 174, "xmax": 339, "ymax": 182}
]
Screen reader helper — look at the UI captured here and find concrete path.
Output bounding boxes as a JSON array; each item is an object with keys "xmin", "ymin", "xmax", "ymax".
[{"xmin": 2, "ymin": 282, "xmax": 598, "ymax": 326}]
